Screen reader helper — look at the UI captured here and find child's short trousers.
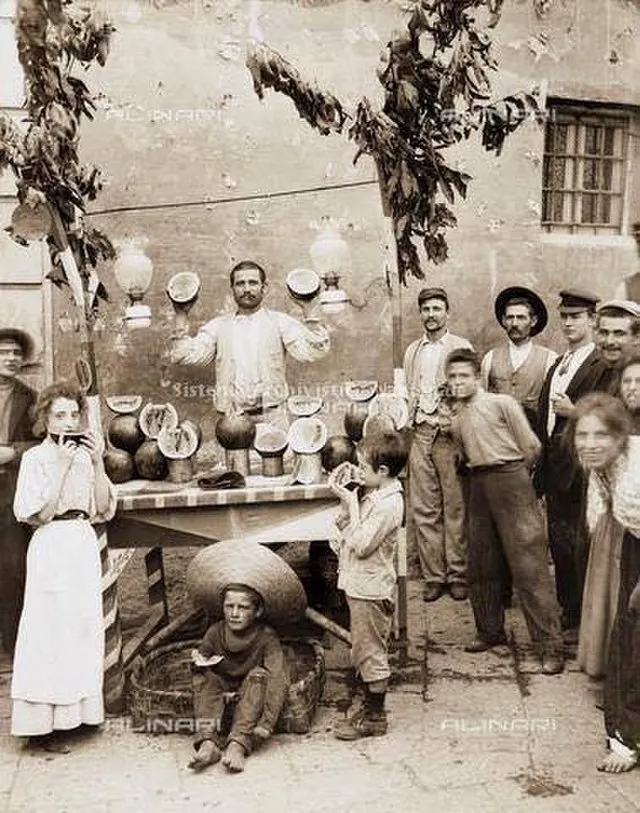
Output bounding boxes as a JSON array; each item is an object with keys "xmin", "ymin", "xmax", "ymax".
[{"xmin": 346, "ymin": 596, "xmax": 394, "ymax": 683}]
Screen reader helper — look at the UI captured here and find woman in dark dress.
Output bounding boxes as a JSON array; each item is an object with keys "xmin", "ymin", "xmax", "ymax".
[{"xmin": 570, "ymin": 392, "xmax": 640, "ymax": 773}]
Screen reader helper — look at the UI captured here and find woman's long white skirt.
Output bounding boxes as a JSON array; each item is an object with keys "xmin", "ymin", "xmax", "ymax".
[{"xmin": 11, "ymin": 518, "xmax": 104, "ymax": 736}]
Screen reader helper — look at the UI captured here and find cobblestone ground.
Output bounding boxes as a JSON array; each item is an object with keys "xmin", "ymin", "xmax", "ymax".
[{"xmin": 1, "ymin": 559, "xmax": 640, "ymax": 812}]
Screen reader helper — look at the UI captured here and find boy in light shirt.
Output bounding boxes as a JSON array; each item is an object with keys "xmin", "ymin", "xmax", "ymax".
[{"xmin": 329, "ymin": 432, "xmax": 407, "ymax": 740}]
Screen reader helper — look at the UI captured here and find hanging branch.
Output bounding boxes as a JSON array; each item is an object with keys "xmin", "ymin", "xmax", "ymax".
[
  {"xmin": 0, "ymin": 0, "xmax": 116, "ymax": 308},
  {"xmin": 247, "ymin": 0, "xmax": 542, "ymax": 284}
]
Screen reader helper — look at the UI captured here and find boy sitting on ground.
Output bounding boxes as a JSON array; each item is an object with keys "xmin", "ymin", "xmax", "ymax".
[
  {"xmin": 328, "ymin": 431, "xmax": 407, "ymax": 740},
  {"xmin": 188, "ymin": 583, "xmax": 288, "ymax": 773}
]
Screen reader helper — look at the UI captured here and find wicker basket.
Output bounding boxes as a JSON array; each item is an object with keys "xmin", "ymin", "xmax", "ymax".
[{"xmin": 127, "ymin": 638, "xmax": 325, "ymax": 736}]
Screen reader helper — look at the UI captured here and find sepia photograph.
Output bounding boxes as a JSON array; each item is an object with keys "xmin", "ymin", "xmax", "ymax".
[{"xmin": 0, "ymin": 0, "xmax": 639, "ymax": 810}]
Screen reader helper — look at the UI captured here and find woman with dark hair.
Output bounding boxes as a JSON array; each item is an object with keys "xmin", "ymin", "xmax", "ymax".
[
  {"xmin": 11, "ymin": 381, "xmax": 115, "ymax": 753},
  {"xmin": 570, "ymin": 392, "xmax": 640, "ymax": 772}
]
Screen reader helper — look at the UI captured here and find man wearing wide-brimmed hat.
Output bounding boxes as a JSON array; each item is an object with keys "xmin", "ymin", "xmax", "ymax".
[
  {"xmin": 481, "ymin": 286, "xmax": 557, "ymax": 428},
  {"xmin": 0, "ymin": 327, "xmax": 38, "ymax": 656},
  {"xmin": 536, "ymin": 289, "xmax": 615, "ymax": 638}
]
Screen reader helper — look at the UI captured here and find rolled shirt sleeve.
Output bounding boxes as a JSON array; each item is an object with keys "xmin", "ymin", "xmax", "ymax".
[
  {"xmin": 169, "ymin": 319, "xmax": 220, "ymax": 366},
  {"xmin": 276, "ymin": 312, "xmax": 330, "ymax": 363}
]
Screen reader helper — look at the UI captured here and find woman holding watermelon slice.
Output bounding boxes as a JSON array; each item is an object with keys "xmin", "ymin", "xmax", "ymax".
[
  {"xmin": 10, "ymin": 381, "xmax": 116, "ymax": 753},
  {"xmin": 169, "ymin": 261, "xmax": 330, "ymax": 428}
]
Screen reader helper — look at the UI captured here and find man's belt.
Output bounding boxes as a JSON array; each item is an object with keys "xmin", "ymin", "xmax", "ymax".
[
  {"xmin": 52, "ymin": 509, "xmax": 90, "ymax": 521},
  {"xmin": 467, "ymin": 460, "xmax": 525, "ymax": 474}
]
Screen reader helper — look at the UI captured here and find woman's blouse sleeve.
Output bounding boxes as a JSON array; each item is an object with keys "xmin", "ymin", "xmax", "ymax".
[
  {"xmin": 89, "ymin": 470, "xmax": 117, "ymax": 524},
  {"xmin": 13, "ymin": 448, "xmax": 50, "ymax": 524}
]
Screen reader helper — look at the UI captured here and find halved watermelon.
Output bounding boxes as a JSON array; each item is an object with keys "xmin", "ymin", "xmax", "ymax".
[
  {"xmin": 166, "ymin": 271, "xmax": 201, "ymax": 305},
  {"xmin": 286, "ymin": 268, "xmax": 320, "ymax": 301},
  {"xmin": 287, "ymin": 395, "xmax": 323, "ymax": 417},
  {"xmin": 344, "ymin": 380, "xmax": 378, "ymax": 403},
  {"xmin": 105, "ymin": 395, "xmax": 143, "ymax": 415},
  {"xmin": 139, "ymin": 402, "xmax": 179, "ymax": 439},
  {"xmin": 288, "ymin": 417, "xmax": 328, "ymax": 454},
  {"xmin": 157, "ymin": 421, "xmax": 200, "ymax": 460},
  {"xmin": 366, "ymin": 393, "xmax": 409, "ymax": 430},
  {"xmin": 254, "ymin": 427, "xmax": 288, "ymax": 457}
]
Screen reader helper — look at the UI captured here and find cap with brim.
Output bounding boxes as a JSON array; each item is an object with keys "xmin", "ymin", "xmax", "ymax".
[
  {"xmin": 418, "ymin": 287, "xmax": 449, "ymax": 308},
  {"xmin": 596, "ymin": 299, "xmax": 640, "ymax": 319},
  {"xmin": 186, "ymin": 540, "xmax": 307, "ymax": 627},
  {"xmin": 558, "ymin": 288, "xmax": 600, "ymax": 314},
  {"xmin": 494, "ymin": 286, "xmax": 548, "ymax": 336},
  {"xmin": 0, "ymin": 328, "xmax": 35, "ymax": 361}
]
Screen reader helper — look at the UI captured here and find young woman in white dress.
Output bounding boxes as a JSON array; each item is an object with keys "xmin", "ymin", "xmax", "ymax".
[{"xmin": 11, "ymin": 381, "xmax": 115, "ymax": 753}]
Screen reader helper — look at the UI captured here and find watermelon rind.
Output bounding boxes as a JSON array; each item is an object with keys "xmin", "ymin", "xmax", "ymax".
[
  {"xmin": 344, "ymin": 380, "xmax": 379, "ymax": 403},
  {"xmin": 287, "ymin": 395, "xmax": 323, "ymax": 417}
]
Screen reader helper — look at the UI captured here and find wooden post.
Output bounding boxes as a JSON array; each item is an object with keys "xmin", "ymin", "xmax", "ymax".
[
  {"xmin": 48, "ymin": 205, "xmax": 127, "ymax": 713},
  {"xmin": 376, "ymin": 166, "xmax": 408, "ymax": 667}
]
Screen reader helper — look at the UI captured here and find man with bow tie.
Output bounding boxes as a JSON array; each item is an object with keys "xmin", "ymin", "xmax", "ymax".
[{"xmin": 536, "ymin": 289, "xmax": 616, "ymax": 639}]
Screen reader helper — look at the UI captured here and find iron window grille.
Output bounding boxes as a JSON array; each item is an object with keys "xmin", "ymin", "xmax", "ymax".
[{"xmin": 542, "ymin": 106, "xmax": 631, "ymax": 235}]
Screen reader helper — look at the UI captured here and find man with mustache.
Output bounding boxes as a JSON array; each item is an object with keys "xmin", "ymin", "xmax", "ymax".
[
  {"xmin": 595, "ymin": 300, "xmax": 640, "ymax": 392},
  {"xmin": 481, "ymin": 287, "xmax": 557, "ymax": 429},
  {"xmin": 170, "ymin": 260, "xmax": 330, "ymax": 427},
  {"xmin": 402, "ymin": 287, "xmax": 472, "ymax": 603}
]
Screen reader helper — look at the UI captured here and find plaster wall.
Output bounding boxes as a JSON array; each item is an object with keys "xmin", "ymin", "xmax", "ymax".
[{"xmin": 41, "ymin": 0, "xmax": 640, "ymax": 433}]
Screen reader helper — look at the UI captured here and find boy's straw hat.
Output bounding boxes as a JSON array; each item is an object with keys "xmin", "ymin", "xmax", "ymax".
[{"xmin": 186, "ymin": 540, "xmax": 307, "ymax": 626}]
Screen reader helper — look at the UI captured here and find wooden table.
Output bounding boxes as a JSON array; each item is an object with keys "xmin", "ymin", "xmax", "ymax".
[{"xmin": 109, "ymin": 474, "xmax": 408, "ymax": 666}]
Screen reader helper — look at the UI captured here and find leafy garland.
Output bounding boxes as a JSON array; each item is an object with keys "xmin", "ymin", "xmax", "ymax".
[
  {"xmin": 247, "ymin": 0, "xmax": 541, "ymax": 284},
  {"xmin": 0, "ymin": 0, "xmax": 116, "ymax": 306}
]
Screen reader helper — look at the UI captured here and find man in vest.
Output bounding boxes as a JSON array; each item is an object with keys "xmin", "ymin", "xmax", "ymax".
[
  {"xmin": 402, "ymin": 287, "xmax": 472, "ymax": 602},
  {"xmin": 481, "ymin": 286, "xmax": 557, "ymax": 428},
  {"xmin": 0, "ymin": 328, "xmax": 37, "ymax": 656},
  {"xmin": 536, "ymin": 289, "xmax": 614, "ymax": 639},
  {"xmin": 169, "ymin": 260, "xmax": 330, "ymax": 426}
]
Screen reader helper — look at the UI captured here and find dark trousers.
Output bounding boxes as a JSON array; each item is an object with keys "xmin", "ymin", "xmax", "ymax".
[
  {"xmin": 0, "ymin": 502, "xmax": 29, "ymax": 655},
  {"xmin": 604, "ymin": 531, "xmax": 640, "ymax": 749},
  {"xmin": 545, "ymin": 470, "xmax": 588, "ymax": 629},
  {"xmin": 192, "ymin": 667, "xmax": 279, "ymax": 754},
  {"xmin": 467, "ymin": 462, "xmax": 562, "ymax": 651}
]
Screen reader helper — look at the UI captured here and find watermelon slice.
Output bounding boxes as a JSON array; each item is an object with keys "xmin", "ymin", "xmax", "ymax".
[
  {"xmin": 344, "ymin": 380, "xmax": 379, "ymax": 403},
  {"xmin": 105, "ymin": 395, "xmax": 143, "ymax": 414}
]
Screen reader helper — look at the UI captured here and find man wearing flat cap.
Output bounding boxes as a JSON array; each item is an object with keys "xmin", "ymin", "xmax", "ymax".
[
  {"xmin": 536, "ymin": 289, "xmax": 614, "ymax": 637},
  {"xmin": 481, "ymin": 286, "xmax": 557, "ymax": 428},
  {"xmin": 595, "ymin": 300, "xmax": 640, "ymax": 392},
  {"xmin": 0, "ymin": 328, "xmax": 37, "ymax": 656},
  {"xmin": 401, "ymin": 287, "xmax": 472, "ymax": 602}
]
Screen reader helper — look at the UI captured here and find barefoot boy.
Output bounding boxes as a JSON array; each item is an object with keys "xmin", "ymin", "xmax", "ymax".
[
  {"xmin": 188, "ymin": 583, "xmax": 287, "ymax": 773},
  {"xmin": 328, "ymin": 431, "xmax": 407, "ymax": 740}
]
